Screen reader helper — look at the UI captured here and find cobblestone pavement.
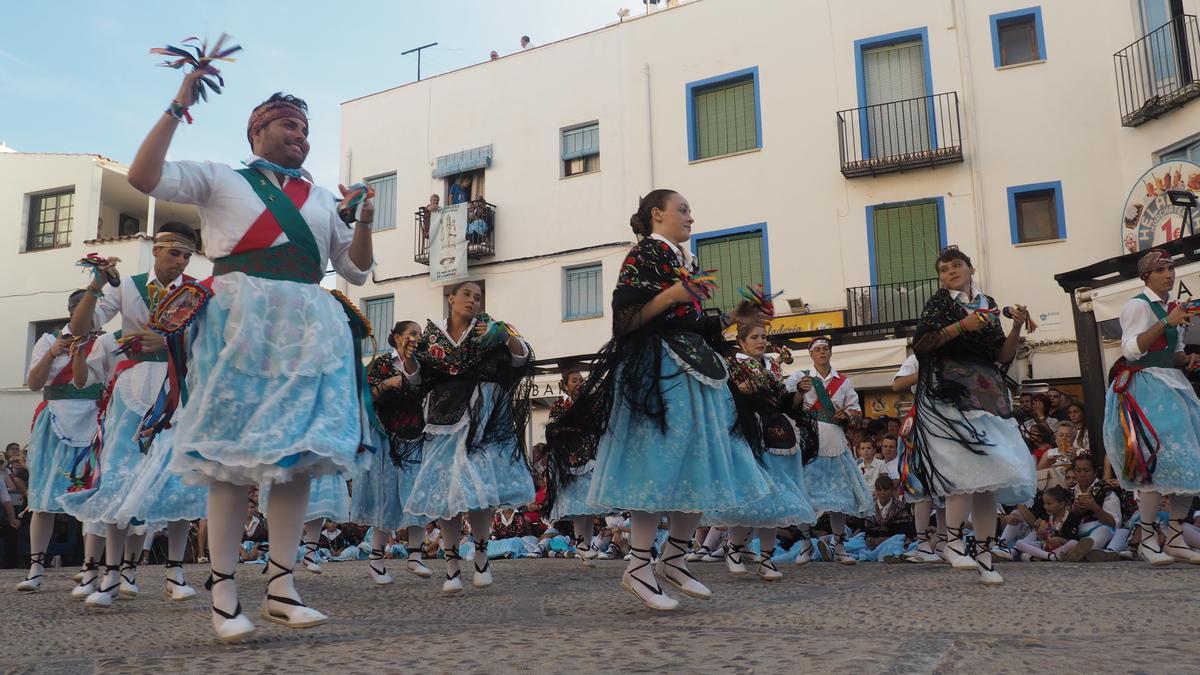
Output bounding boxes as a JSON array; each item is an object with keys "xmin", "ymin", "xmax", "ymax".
[{"xmin": 2, "ymin": 557, "xmax": 1198, "ymax": 674}]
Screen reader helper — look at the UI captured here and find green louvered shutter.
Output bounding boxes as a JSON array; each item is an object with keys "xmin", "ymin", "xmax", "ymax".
[
  {"xmin": 697, "ymin": 231, "xmax": 765, "ymax": 312},
  {"xmin": 694, "ymin": 76, "xmax": 758, "ymax": 160}
]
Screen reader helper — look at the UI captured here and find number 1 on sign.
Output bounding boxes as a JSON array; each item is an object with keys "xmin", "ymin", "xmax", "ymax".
[{"xmin": 1163, "ymin": 219, "xmax": 1176, "ymax": 242}]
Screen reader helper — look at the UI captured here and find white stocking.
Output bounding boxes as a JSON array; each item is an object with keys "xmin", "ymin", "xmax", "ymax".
[
  {"xmin": 206, "ymin": 481, "xmax": 250, "ymax": 617},
  {"xmin": 406, "ymin": 525, "xmax": 426, "ymax": 559},
  {"xmin": 999, "ymin": 522, "xmax": 1025, "ymax": 546},
  {"xmin": 302, "ymin": 517, "xmax": 324, "ymax": 558},
  {"xmin": 828, "ymin": 513, "xmax": 848, "ymax": 551},
  {"xmin": 124, "ymin": 530, "xmax": 148, "ymax": 582},
  {"xmin": 102, "ymin": 523, "xmax": 127, "ymax": 591},
  {"xmin": 572, "ymin": 516, "xmax": 593, "ymax": 548},
  {"xmin": 912, "ymin": 500, "xmax": 933, "ymax": 546},
  {"xmin": 467, "ymin": 509, "xmax": 494, "ymax": 545},
  {"xmin": 934, "ymin": 507, "xmax": 947, "ymax": 552},
  {"xmin": 264, "ymin": 476, "xmax": 311, "ymax": 606},
  {"xmin": 971, "ymin": 492, "xmax": 998, "ymax": 567},
  {"xmin": 702, "ymin": 526, "xmax": 725, "ymax": 550},
  {"xmin": 754, "ymin": 527, "xmax": 777, "ymax": 554},
  {"xmin": 945, "ymin": 494, "xmax": 971, "ymax": 555},
  {"xmin": 625, "ymin": 510, "xmax": 661, "ymax": 583},
  {"xmin": 370, "ymin": 527, "xmax": 389, "ymax": 573},
  {"xmin": 1014, "ymin": 537, "xmax": 1050, "ymax": 560},
  {"xmin": 27, "ymin": 512, "xmax": 54, "ymax": 577},
  {"xmin": 167, "ymin": 520, "xmax": 190, "ymax": 584},
  {"xmin": 439, "ymin": 516, "xmax": 463, "ymax": 577},
  {"xmin": 1138, "ymin": 490, "xmax": 1162, "ymax": 527},
  {"xmin": 727, "ymin": 526, "xmax": 751, "ymax": 548},
  {"xmin": 1183, "ymin": 522, "xmax": 1200, "ymax": 549},
  {"xmin": 82, "ymin": 532, "xmax": 104, "ymax": 584},
  {"xmin": 1109, "ymin": 528, "xmax": 1131, "ymax": 552}
]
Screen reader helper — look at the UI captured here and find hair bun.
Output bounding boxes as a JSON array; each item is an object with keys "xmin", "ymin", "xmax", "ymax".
[{"xmin": 629, "ymin": 211, "xmax": 648, "ymax": 236}]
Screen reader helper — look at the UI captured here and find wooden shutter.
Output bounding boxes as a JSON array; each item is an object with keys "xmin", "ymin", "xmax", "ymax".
[
  {"xmin": 694, "ymin": 76, "xmax": 758, "ymax": 160},
  {"xmin": 697, "ymin": 231, "xmax": 765, "ymax": 311}
]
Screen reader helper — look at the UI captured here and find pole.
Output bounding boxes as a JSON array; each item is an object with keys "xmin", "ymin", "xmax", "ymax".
[{"xmin": 401, "ymin": 42, "xmax": 439, "ymax": 82}]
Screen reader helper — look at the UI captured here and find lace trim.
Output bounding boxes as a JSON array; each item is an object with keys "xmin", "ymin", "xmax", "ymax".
[{"xmin": 663, "ymin": 341, "xmax": 726, "ymax": 389}]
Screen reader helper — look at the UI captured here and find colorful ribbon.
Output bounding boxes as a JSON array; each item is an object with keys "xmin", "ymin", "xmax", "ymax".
[
  {"xmin": 1111, "ymin": 366, "xmax": 1160, "ymax": 483},
  {"xmin": 77, "ymin": 253, "xmax": 120, "ymax": 288},
  {"xmin": 149, "ymin": 33, "xmax": 241, "ymax": 103},
  {"xmin": 676, "ymin": 267, "xmax": 718, "ymax": 314},
  {"xmin": 336, "ymin": 182, "xmax": 375, "ymax": 224},
  {"xmin": 738, "ymin": 283, "xmax": 784, "ymax": 317}
]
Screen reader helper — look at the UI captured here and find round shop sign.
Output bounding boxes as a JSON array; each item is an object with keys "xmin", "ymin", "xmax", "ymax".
[{"xmin": 1121, "ymin": 160, "xmax": 1200, "ymax": 254}]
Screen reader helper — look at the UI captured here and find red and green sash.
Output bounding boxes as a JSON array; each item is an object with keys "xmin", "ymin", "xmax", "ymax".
[
  {"xmin": 810, "ymin": 371, "xmax": 846, "ymax": 425},
  {"xmin": 211, "ymin": 170, "xmax": 322, "ymax": 284}
]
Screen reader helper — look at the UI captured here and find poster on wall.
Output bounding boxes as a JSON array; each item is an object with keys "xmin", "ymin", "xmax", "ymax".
[
  {"xmin": 429, "ymin": 202, "xmax": 469, "ymax": 284},
  {"xmin": 1121, "ymin": 160, "xmax": 1200, "ymax": 254}
]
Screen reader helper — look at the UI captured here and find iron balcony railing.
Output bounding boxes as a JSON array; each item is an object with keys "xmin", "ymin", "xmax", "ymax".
[
  {"xmin": 414, "ymin": 201, "xmax": 497, "ymax": 265},
  {"xmin": 1114, "ymin": 15, "xmax": 1200, "ymax": 127},
  {"xmin": 837, "ymin": 92, "xmax": 964, "ymax": 178},
  {"xmin": 845, "ymin": 278, "xmax": 940, "ymax": 327}
]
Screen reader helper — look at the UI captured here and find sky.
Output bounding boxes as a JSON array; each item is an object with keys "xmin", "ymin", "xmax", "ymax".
[{"xmin": 0, "ymin": 1, "xmax": 628, "ymax": 187}]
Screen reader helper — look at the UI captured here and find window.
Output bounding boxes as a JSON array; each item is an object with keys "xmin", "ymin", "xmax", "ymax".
[
  {"xmin": 1007, "ymin": 181, "xmax": 1066, "ymax": 244},
  {"xmin": 367, "ymin": 174, "xmax": 397, "ymax": 232},
  {"xmin": 444, "ymin": 169, "xmax": 485, "ymax": 206},
  {"xmin": 29, "ymin": 318, "xmax": 68, "ymax": 374},
  {"xmin": 694, "ymin": 226, "xmax": 767, "ymax": 312},
  {"xmin": 27, "ymin": 189, "xmax": 74, "ymax": 251},
  {"xmin": 1159, "ymin": 137, "xmax": 1200, "ymax": 163},
  {"xmin": 362, "ymin": 296, "xmax": 394, "ymax": 354},
  {"xmin": 118, "ymin": 214, "xmax": 141, "ymax": 237},
  {"xmin": 563, "ymin": 264, "xmax": 603, "ymax": 320},
  {"xmin": 687, "ymin": 67, "xmax": 762, "ymax": 161},
  {"xmin": 562, "ymin": 123, "xmax": 600, "ymax": 177},
  {"xmin": 990, "ymin": 7, "xmax": 1046, "ymax": 68},
  {"xmin": 869, "ymin": 200, "xmax": 942, "ymax": 285}
]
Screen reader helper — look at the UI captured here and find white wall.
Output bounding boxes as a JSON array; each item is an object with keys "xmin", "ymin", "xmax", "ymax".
[{"xmin": 339, "ymin": 0, "xmax": 1200, "ymax": 392}]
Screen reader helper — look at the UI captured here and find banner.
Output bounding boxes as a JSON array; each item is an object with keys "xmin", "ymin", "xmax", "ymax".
[{"xmin": 429, "ymin": 202, "xmax": 468, "ymax": 284}]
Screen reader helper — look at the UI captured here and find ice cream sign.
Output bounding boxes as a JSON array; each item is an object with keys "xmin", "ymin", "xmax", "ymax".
[{"xmin": 1122, "ymin": 160, "xmax": 1200, "ymax": 254}]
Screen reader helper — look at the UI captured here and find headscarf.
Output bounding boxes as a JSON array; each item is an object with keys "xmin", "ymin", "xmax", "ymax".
[
  {"xmin": 1138, "ymin": 248, "xmax": 1173, "ymax": 279},
  {"xmin": 246, "ymin": 100, "xmax": 308, "ymax": 144}
]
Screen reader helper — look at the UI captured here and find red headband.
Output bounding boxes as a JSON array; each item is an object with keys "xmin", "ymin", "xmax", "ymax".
[{"xmin": 246, "ymin": 101, "xmax": 307, "ymax": 144}]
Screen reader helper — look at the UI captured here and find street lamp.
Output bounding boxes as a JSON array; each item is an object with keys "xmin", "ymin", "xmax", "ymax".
[{"xmin": 1168, "ymin": 189, "xmax": 1198, "ymax": 238}]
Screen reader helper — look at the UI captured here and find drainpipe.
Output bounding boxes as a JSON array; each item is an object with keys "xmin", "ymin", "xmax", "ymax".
[
  {"xmin": 644, "ymin": 63, "xmax": 655, "ymax": 188},
  {"xmin": 951, "ymin": 0, "xmax": 989, "ymax": 290}
]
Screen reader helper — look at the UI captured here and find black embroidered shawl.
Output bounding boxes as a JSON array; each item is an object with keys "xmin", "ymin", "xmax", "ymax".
[
  {"xmin": 367, "ymin": 353, "xmax": 426, "ymax": 467},
  {"xmin": 414, "ymin": 313, "xmax": 535, "ymax": 463},
  {"xmin": 907, "ymin": 288, "xmax": 1015, "ymax": 496},
  {"xmin": 726, "ymin": 354, "xmax": 820, "ymax": 464}
]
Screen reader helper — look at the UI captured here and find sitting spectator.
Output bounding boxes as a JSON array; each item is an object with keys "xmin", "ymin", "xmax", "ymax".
[
  {"xmin": 1047, "ymin": 388, "xmax": 1072, "ymax": 421},
  {"xmin": 1066, "ymin": 403, "xmax": 1090, "ymax": 451},
  {"xmin": 1069, "ymin": 454, "xmax": 1123, "ymax": 558},
  {"xmin": 1016, "ymin": 393, "xmax": 1034, "ymax": 424},
  {"xmin": 864, "ymin": 475, "xmax": 914, "ymax": 548},
  {"xmin": 1022, "ymin": 393, "xmax": 1060, "ymax": 436},
  {"xmin": 1012, "ymin": 486, "xmax": 1092, "ymax": 562},
  {"xmin": 422, "ymin": 522, "xmax": 441, "ymax": 558},
  {"xmin": 856, "ymin": 439, "xmax": 885, "ymax": 488},
  {"xmin": 596, "ymin": 513, "xmax": 630, "ymax": 560},
  {"xmin": 319, "ymin": 521, "xmax": 351, "ymax": 559},
  {"xmin": 879, "ymin": 434, "xmax": 900, "ymax": 480},
  {"xmin": 241, "ymin": 503, "xmax": 268, "ymax": 563}
]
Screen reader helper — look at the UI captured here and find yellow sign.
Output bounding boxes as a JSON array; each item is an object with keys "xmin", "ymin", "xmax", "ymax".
[{"xmin": 723, "ymin": 310, "xmax": 846, "ymax": 340}]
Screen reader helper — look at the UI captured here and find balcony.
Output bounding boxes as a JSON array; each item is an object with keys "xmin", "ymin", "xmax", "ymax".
[
  {"xmin": 413, "ymin": 201, "xmax": 497, "ymax": 265},
  {"xmin": 845, "ymin": 278, "xmax": 939, "ymax": 330},
  {"xmin": 837, "ymin": 92, "xmax": 964, "ymax": 178},
  {"xmin": 1114, "ymin": 15, "xmax": 1200, "ymax": 127}
]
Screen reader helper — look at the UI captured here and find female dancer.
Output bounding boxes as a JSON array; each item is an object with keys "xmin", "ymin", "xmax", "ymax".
[
  {"xmin": 352, "ymin": 320, "xmax": 434, "ymax": 584},
  {"xmin": 399, "ymin": 280, "xmax": 536, "ymax": 593},
  {"xmin": 544, "ymin": 365, "xmax": 605, "ymax": 567},
  {"xmin": 1103, "ymin": 249, "xmax": 1200, "ymax": 565},
  {"xmin": 903, "ymin": 247, "xmax": 1036, "ymax": 586},
  {"xmin": 784, "ymin": 337, "xmax": 872, "ymax": 564},
  {"xmin": 707, "ymin": 324, "xmax": 817, "ymax": 580},
  {"xmin": 17, "ymin": 290, "xmax": 105, "ymax": 595},
  {"xmin": 547, "ymin": 189, "xmax": 770, "ymax": 611}
]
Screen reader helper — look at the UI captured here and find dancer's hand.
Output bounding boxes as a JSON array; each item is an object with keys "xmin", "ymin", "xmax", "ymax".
[
  {"xmin": 1184, "ymin": 353, "xmax": 1200, "ymax": 371},
  {"xmin": 382, "ymin": 374, "xmax": 405, "ymax": 391},
  {"xmin": 1166, "ymin": 304, "xmax": 1191, "ymax": 327},
  {"xmin": 49, "ymin": 334, "xmax": 71, "ymax": 358},
  {"xmin": 797, "ymin": 376, "xmax": 813, "ymax": 393},
  {"xmin": 730, "ymin": 300, "xmax": 770, "ymax": 328},
  {"xmin": 1008, "ymin": 305, "xmax": 1030, "ymax": 333},
  {"xmin": 86, "ymin": 257, "xmax": 120, "ymax": 292},
  {"xmin": 129, "ymin": 330, "xmax": 166, "ymax": 354},
  {"xmin": 173, "ymin": 69, "xmax": 207, "ymax": 109},
  {"xmin": 961, "ymin": 311, "xmax": 989, "ymax": 333}
]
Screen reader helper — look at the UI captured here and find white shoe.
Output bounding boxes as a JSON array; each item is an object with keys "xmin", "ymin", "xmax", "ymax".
[
  {"xmin": 658, "ymin": 536, "xmax": 712, "ymax": 600},
  {"xmin": 118, "ymin": 560, "xmax": 139, "ymax": 598},
  {"xmin": 724, "ymin": 542, "xmax": 748, "ymax": 576},
  {"xmin": 165, "ymin": 561, "xmax": 196, "ymax": 601},
  {"xmin": 989, "ymin": 545, "xmax": 1015, "ymax": 562},
  {"xmin": 1165, "ymin": 520, "xmax": 1200, "ymax": 564},
  {"xmin": 406, "ymin": 555, "xmax": 433, "ymax": 578},
  {"xmin": 686, "ymin": 545, "xmax": 711, "ymax": 563},
  {"xmin": 260, "ymin": 559, "xmax": 328, "ymax": 628},
  {"xmin": 17, "ymin": 553, "xmax": 45, "ymax": 592},
  {"xmin": 700, "ymin": 548, "xmax": 725, "ymax": 563},
  {"xmin": 794, "ymin": 540, "xmax": 813, "ymax": 565},
  {"xmin": 974, "ymin": 538, "xmax": 1003, "ymax": 586},
  {"xmin": 574, "ymin": 538, "xmax": 598, "ymax": 568},
  {"xmin": 368, "ymin": 550, "xmax": 394, "ymax": 586},
  {"xmin": 830, "ymin": 535, "xmax": 856, "ymax": 565},
  {"xmin": 85, "ymin": 582, "xmax": 119, "ymax": 608},
  {"xmin": 472, "ymin": 543, "xmax": 493, "ymax": 589},
  {"xmin": 622, "ymin": 547, "xmax": 678, "ymax": 611},
  {"xmin": 207, "ymin": 570, "xmax": 256, "ymax": 642},
  {"xmin": 442, "ymin": 551, "xmax": 464, "ymax": 594},
  {"xmin": 72, "ymin": 568, "xmax": 85, "ymax": 583},
  {"xmin": 71, "ymin": 580, "xmax": 97, "ymax": 600},
  {"xmin": 757, "ymin": 551, "xmax": 783, "ymax": 581},
  {"xmin": 119, "ymin": 580, "xmax": 139, "ymax": 599},
  {"xmin": 623, "ymin": 552, "xmax": 632, "ymax": 561},
  {"xmin": 301, "ymin": 543, "xmax": 323, "ymax": 574},
  {"xmin": 945, "ymin": 531, "xmax": 978, "ymax": 570},
  {"xmin": 1139, "ymin": 522, "xmax": 1175, "ymax": 566}
]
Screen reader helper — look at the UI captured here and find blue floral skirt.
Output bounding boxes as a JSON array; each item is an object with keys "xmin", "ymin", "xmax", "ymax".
[
  {"xmin": 114, "ymin": 425, "xmax": 207, "ymax": 523},
  {"xmin": 260, "ymin": 473, "xmax": 350, "ymax": 522},
  {"xmin": 802, "ymin": 451, "xmax": 873, "ymax": 517},
  {"xmin": 586, "ymin": 345, "xmax": 768, "ymax": 513},
  {"xmin": 704, "ymin": 451, "xmax": 818, "ymax": 527},
  {"xmin": 549, "ymin": 465, "xmax": 607, "ymax": 521},
  {"xmin": 170, "ymin": 274, "xmax": 369, "ymax": 486},
  {"xmin": 1105, "ymin": 367, "xmax": 1200, "ymax": 495},
  {"xmin": 350, "ymin": 427, "xmax": 429, "ymax": 530},
  {"xmin": 403, "ymin": 382, "xmax": 535, "ymax": 520},
  {"xmin": 26, "ymin": 409, "xmax": 89, "ymax": 514}
]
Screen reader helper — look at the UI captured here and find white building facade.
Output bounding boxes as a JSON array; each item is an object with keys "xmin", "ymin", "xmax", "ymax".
[
  {"xmin": 0, "ymin": 152, "xmax": 207, "ymax": 444},
  {"xmin": 339, "ymin": 0, "xmax": 1200, "ymax": 432}
]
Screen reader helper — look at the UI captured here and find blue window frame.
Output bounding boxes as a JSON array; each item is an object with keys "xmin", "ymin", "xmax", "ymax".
[
  {"xmin": 989, "ymin": 7, "xmax": 1046, "ymax": 68},
  {"xmin": 853, "ymin": 27, "xmax": 936, "ymax": 158},
  {"xmin": 362, "ymin": 295, "xmax": 394, "ymax": 354},
  {"xmin": 685, "ymin": 67, "xmax": 763, "ymax": 162},
  {"xmin": 563, "ymin": 264, "xmax": 603, "ymax": 320},
  {"xmin": 690, "ymin": 223, "xmax": 770, "ymax": 312},
  {"xmin": 1007, "ymin": 181, "xmax": 1065, "ymax": 244}
]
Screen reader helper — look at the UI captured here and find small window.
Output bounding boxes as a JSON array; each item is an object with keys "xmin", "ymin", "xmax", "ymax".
[
  {"xmin": 991, "ymin": 7, "xmax": 1045, "ymax": 68},
  {"xmin": 362, "ymin": 296, "xmax": 394, "ymax": 354},
  {"xmin": 445, "ymin": 169, "xmax": 485, "ymax": 206},
  {"xmin": 695, "ymin": 228, "xmax": 766, "ymax": 312},
  {"xmin": 1008, "ymin": 181, "xmax": 1065, "ymax": 244},
  {"xmin": 688, "ymin": 68, "xmax": 761, "ymax": 161},
  {"xmin": 563, "ymin": 264, "xmax": 603, "ymax": 320},
  {"xmin": 27, "ymin": 189, "xmax": 74, "ymax": 251},
  {"xmin": 367, "ymin": 174, "xmax": 397, "ymax": 232},
  {"xmin": 562, "ymin": 123, "xmax": 600, "ymax": 177},
  {"xmin": 118, "ymin": 214, "xmax": 141, "ymax": 237}
]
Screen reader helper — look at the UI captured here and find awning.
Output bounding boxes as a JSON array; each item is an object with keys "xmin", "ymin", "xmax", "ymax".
[
  {"xmin": 433, "ymin": 145, "xmax": 492, "ymax": 179},
  {"xmin": 782, "ymin": 337, "xmax": 909, "ymax": 379},
  {"xmin": 1087, "ymin": 258, "xmax": 1200, "ymax": 322}
]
